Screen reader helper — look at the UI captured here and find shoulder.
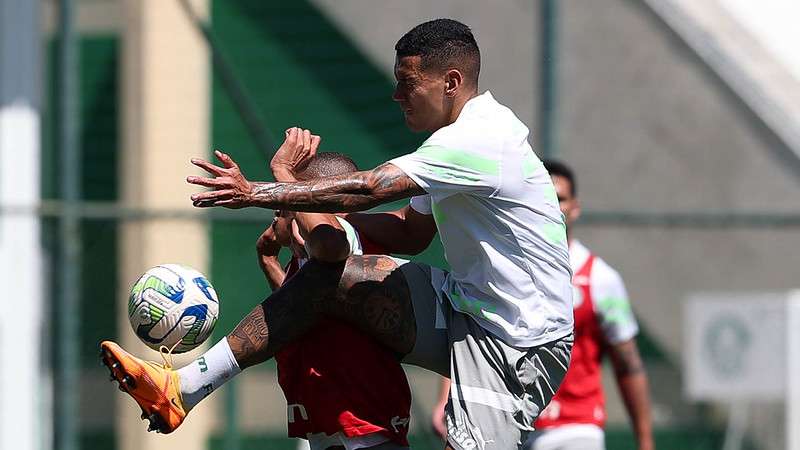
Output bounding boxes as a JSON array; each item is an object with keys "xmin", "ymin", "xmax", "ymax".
[
  {"xmin": 587, "ymin": 253, "xmax": 639, "ymax": 341},
  {"xmin": 423, "ymin": 121, "xmax": 482, "ymax": 150},
  {"xmin": 589, "ymin": 255, "xmax": 627, "ymax": 296},
  {"xmin": 426, "ymin": 95, "xmax": 525, "ymax": 152}
]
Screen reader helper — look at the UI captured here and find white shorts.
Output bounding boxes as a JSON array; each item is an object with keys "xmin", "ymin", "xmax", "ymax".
[
  {"xmin": 525, "ymin": 424, "xmax": 605, "ymax": 450},
  {"xmin": 396, "ymin": 260, "xmax": 573, "ymax": 450}
]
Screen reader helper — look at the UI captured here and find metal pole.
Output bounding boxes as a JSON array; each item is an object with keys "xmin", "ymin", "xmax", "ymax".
[
  {"xmin": 56, "ymin": 0, "xmax": 81, "ymax": 449},
  {"xmin": 2, "ymin": 201, "xmax": 800, "ymax": 228},
  {"xmin": 539, "ymin": 0, "xmax": 559, "ymax": 159}
]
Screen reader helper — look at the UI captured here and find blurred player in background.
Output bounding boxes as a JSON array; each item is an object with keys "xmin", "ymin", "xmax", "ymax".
[
  {"xmin": 432, "ymin": 160, "xmax": 654, "ymax": 449},
  {"xmin": 102, "ymin": 19, "xmax": 574, "ymax": 449},
  {"xmin": 528, "ymin": 160, "xmax": 654, "ymax": 450},
  {"xmin": 256, "ymin": 146, "xmax": 412, "ymax": 450}
]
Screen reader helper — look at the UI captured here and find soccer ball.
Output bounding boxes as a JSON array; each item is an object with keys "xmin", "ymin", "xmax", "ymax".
[{"xmin": 128, "ymin": 264, "xmax": 219, "ymax": 354}]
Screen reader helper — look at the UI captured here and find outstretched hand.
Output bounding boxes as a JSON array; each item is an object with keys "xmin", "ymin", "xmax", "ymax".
[
  {"xmin": 188, "ymin": 150, "xmax": 253, "ymax": 209},
  {"xmin": 270, "ymin": 127, "xmax": 321, "ymax": 181}
]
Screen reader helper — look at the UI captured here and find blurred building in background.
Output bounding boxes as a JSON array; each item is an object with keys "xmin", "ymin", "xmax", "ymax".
[{"xmin": 2, "ymin": 0, "xmax": 797, "ymax": 449}]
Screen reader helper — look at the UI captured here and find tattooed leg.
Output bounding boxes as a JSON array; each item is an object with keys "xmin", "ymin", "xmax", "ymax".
[
  {"xmin": 225, "ymin": 303, "xmax": 272, "ymax": 369},
  {"xmin": 226, "ymin": 255, "xmax": 416, "ymax": 369},
  {"xmin": 329, "ymin": 255, "xmax": 416, "ymax": 354}
]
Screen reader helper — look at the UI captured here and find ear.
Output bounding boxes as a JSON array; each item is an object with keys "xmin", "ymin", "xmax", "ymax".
[
  {"xmin": 291, "ymin": 219, "xmax": 306, "ymax": 245},
  {"xmin": 444, "ymin": 69, "xmax": 464, "ymax": 97}
]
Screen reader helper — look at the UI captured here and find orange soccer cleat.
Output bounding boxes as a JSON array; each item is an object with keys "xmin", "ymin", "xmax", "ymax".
[{"xmin": 100, "ymin": 340, "xmax": 187, "ymax": 434}]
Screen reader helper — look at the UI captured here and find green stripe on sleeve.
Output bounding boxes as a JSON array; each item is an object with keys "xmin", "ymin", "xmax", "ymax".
[
  {"xmin": 416, "ymin": 145, "xmax": 500, "ymax": 175},
  {"xmin": 596, "ymin": 297, "xmax": 634, "ymax": 326}
]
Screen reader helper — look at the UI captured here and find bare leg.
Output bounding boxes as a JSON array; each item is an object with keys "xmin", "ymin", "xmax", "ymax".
[{"xmin": 226, "ymin": 255, "xmax": 416, "ymax": 369}]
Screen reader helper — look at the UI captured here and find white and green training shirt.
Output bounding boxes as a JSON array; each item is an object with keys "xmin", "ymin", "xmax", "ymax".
[{"xmin": 391, "ymin": 91, "xmax": 574, "ymax": 347}]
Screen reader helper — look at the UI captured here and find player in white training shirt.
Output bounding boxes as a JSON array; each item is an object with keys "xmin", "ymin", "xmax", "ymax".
[{"xmin": 103, "ymin": 19, "xmax": 573, "ymax": 449}]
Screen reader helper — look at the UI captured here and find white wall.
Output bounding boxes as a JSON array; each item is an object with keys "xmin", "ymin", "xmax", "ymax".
[{"xmin": 0, "ymin": 1, "xmax": 45, "ymax": 449}]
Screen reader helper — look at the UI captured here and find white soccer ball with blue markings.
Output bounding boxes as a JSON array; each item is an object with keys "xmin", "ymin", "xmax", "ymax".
[{"xmin": 128, "ymin": 264, "xmax": 219, "ymax": 354}]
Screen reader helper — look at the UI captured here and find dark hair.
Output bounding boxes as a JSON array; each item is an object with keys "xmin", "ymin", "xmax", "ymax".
[
  {"xmin": 542, "ymin": 159, "xmax": 577, "ymax": 197},
  {"xmin": 395, "ymin": 18, "xmax": 480, "ymax": 84},
  {"xmin": 296, "ymin": 152, "xmax": 358, "ymax": 180}
]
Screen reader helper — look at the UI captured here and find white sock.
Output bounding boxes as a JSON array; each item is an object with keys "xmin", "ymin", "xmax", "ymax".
[{"xmin": 177, "ymin": 338, "xmax": 241, "ymax": 410}]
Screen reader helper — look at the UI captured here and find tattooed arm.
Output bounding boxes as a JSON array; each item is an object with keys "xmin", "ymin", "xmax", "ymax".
[
  {"xmin": 249, "ymin": 163, "xmax": 425, "ymax": 212},
  {"xmin": 608, "ymin": 339, "xmax": 654, "ymax": 450},
  {"xmin": 187, "ymin": 151, "xmax": 425, "ymax": 212}
]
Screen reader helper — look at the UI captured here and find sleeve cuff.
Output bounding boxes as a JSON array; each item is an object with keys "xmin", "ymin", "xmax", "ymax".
[{"xmin": 387, "ymin": 158, "xmax": 431, "ymax": 192}]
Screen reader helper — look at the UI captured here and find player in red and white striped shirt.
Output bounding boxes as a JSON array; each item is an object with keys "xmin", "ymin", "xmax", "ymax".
[{"xmin": 256, "ymin": 149, "xmax": 413, "ymax": 450}]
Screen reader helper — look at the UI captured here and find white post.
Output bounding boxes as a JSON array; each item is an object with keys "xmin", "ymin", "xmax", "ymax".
[
  {"xmin": 787, "ymin": 290, "xmax": 800, "ymax": 450},
  {"xmin": 0, "ymin": 1, "xmax": 45, "ymax": 450},
  {"xmin": 722, "ymin": 401, "xmax": 747, "ymax": 450}
]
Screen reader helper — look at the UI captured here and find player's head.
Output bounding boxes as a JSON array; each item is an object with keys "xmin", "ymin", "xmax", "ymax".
[
  {"xmin": 272, "ymin": 152, "xmax": 359, "ymax": 248},
  {"xmin": 393, "ymin": 18, "xmax": 481, "ymax": 132},
  {"xmin": 294, "ymin": 151, "xmax": 358, "ymax": 181},
  {"xmin": 543, "ymin": 159, "xmax": 581, "ymax": 231}
]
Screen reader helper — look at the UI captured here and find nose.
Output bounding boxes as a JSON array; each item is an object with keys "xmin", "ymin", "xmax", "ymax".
[{"xmin": 392, "ymin": 85, "xmax": 403, "ymax": 103}]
